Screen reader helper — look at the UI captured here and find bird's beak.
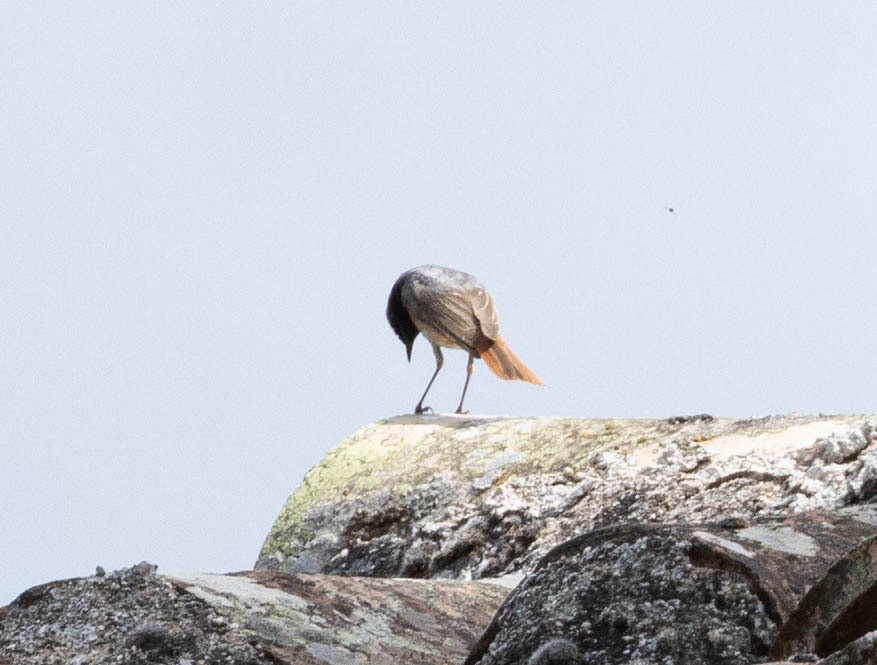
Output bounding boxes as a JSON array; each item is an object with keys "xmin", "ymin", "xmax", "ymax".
[{"xmin": 405, "ymin": 341, "xmax": 413, "ymax": 361}]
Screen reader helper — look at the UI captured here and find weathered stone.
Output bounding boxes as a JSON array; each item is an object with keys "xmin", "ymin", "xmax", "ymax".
[
  {"xmin": 0, "ymin": 563, "xmax": 508, "ymax": 665},
  {"xmin": 815, "ymin": 630, "xmax": 877, "ymax": 664},
  {"xmin": 761, "ymin": 630, "xmax": 877, "ymax": 664},
  {"xmin": 7, "ymin": 415, "xmax": 877, "ymax": 664},
  {"xmin": 0, "ymin": 563, "xmax": 269, "ymax": 665},
  {"xmin": 178, "ymin": 569, "xmax": 509, "ymax": 664},
  {"xmin": 464, "ymin": 508, "xmax": 877, "ymax": 665},
  {"xmin": 772, "ymin": 532, "xmax": 877, "ymax": 659},
  {"xmin": 464, "ymin": 524, "xmax": 778, "ymax": 665},
  {"xmin": 526, "ymin": 637, "xmax": 583, "ymax": 664},
  {"xmin": 258, "ymin": 415, "xmax": 877, "ymax": 581},
  {"xmin": 690, "ymin": 508, "xmax": 877, "ymax": 625}
]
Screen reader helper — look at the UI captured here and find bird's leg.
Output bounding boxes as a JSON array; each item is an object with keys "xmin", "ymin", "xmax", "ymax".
[
  {"xmin": 414, "ymin": 345, "xmax": 443, "ymax": 415},
  {"xmin": 454, "ymin": 352, "xmax": 475, "ymax": 414}
]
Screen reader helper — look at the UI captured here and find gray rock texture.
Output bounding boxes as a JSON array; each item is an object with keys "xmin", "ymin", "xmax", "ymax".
[
  {"xmin": 464, "ymin": 510, "xmax": 877, "ymax": 665},
  {"xmin": 0, "ymin": 563, "xmax": 269, "ymax": 665},
  {"xmin": 0, "ymin": 563, "xmax": 507, "ymax": 665},
  {"xmin": 815, "ymin": 630, "xmax": 877, "ymax": 664},
  {"xmin": 257, "ymin": 415, "xmax": 877, "ymax": 581},
  {"xmin": 771, "ymin": 531, "xmax": 877, "ymax": 659},
  {"xmin": 7, "ymin": 414, "xmax": 877, "ymax": 664},
  {"xmin": 466, "ymin": 526, "xmax": 777, "ymax": 665},
  {"xmin": 761, "ymin": 631, "xmax": 877, "ymax": 665}
]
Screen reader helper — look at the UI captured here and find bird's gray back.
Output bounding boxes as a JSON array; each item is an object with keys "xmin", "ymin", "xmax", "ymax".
[{"xmin": 400, "ymin": 265, "xmax": 500, "ymax": 349}]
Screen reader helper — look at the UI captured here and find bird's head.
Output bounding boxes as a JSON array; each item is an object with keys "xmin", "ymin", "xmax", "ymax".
[{"xmin": 386, "ymin": 277, "xmax": 419, "ymax": 361}]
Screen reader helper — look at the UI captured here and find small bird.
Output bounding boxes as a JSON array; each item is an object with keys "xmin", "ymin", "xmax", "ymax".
[{"xmin": 386, "ymin": 265, "xmax": 543, "ymax": 415}]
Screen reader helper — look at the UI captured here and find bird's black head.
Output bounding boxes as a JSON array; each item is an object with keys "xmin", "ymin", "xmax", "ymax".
[{"xmin": 386, "ymin": 275, "xmax": 418, "ymax": 360}]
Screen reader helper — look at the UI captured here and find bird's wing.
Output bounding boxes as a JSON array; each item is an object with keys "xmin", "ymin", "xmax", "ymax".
[
  {"xmin": 404, "ymin": 282, "xmax": 501, "ymax": 352},
  {"xmin": 469, "ymin": 286, "xmax": 499, "ymax": 341}
]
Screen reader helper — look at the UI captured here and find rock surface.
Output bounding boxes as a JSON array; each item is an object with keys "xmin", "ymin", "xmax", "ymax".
[
  {"xmin": 0, "ymin": 563, "xmax": 508, "ymax": 665},
  {"xmin": 257, "ymin": 415, "xmax": 877, "ymax": 581},
  {"xmin": 464, "ymin": 509, "xmax": 877, "ymax": 665},
  {"xmin": 0, "ymin": 563, "xmax": 268, "ymax": 665},
  {"xmin": 771, "ymin": 531, "xmax": 877, "ymax": 659},
  {"xmin": 466, "ymin": 525, "xmax": 778, "ymax": 665},
  {"xmin": 7, "ymin": 414, "xmax": 877, "ymax": 664}
]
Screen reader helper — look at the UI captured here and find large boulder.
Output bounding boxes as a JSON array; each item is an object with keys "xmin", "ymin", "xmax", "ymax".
[
  {"xmin": 257, "ymin": 415, "xmax": 877, "ymax": 580},
  {"xmin": 463, "ymin": 508, "xmax": 877, "ymax": 665},
  {"xmin": 6, "ymin": 414, "xmax": 877, "ymax": 664},
  {"xmin": 0, "ymin": 562, "xmax": 508, "ymax": 665}
]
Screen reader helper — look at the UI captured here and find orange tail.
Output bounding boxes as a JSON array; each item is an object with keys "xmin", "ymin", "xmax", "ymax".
[{"xmin": 479, "ymin": 335, "xmax": 544, "ymax": 385}]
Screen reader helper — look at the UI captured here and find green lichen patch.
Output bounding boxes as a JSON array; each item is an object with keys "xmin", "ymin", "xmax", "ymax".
[{"xmin": 259, "ymin": 415, "xmax": 737, "ymax": 559}]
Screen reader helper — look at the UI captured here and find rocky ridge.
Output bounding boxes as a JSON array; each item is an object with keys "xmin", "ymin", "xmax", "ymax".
[
  {"xmin": 4, "ymin": 414, "xmax": 877, "ymax": 664},
  {"xmin": 0, "ymin": 563, "xmax": 507, "ymax": 664},
  {"xmin": 257, "ymin": 415, "xmax": 876, "ymax": 580}
]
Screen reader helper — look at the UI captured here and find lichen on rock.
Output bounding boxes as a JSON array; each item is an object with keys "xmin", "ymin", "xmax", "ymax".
[{"xmin": 257, "ymin": 415, "xmax": 877, "ymax": 583}]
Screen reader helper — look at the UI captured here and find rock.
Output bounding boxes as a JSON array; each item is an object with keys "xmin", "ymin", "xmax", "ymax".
[
  {"xmin": 526, "ymin": 637, "xmax": 583, "ymax": 664},
  {"xmin": 772, "ymin": 532, "xmax": 877, "ymax": 659},
  {"xmin": 463, "ymin": 507, "xmax": 877, "ymax": 665},
  {"xmin": 257, "ymin": 415, "xmax": 877, "ymax": 581},
  {"xmin": 176, "ymin": 569, "xmax": 509, "ymax": 664},
  {"xmin": 0, "ymin": 563, "xmax": 508, "ymax": 665},
  {"xmin": 815, "ymin": 630, "xmax": 877, "ymax": 664},
  {"xmin": 0, "ymin": 562, "xmax": 267, "ymax": 665},
  {"xmin": 464, "ymin": 524, "xmax": 778, "ymax": 665},
  {"xmin": 7, "ymin": 414, "xmax": 877, "ymax": 664},
  {"xmin": 764, "ymin": 630, "xmax": 877, "ymax": 664},
  {"xmin": 692, "ymin": 507, "xmax": 877, "ymax": 624}
]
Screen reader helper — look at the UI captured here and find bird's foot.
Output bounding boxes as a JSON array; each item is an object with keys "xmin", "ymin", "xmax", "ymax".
[
  {"xmin": 414, "ymin": 405, "xmax": 434, "ymax": 415},
  {"xmin": 454, "ymin": 407, "xmax": 469, "ymax": 415}
]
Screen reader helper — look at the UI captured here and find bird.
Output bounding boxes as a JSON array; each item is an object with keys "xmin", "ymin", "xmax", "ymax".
[{"xmin": 386, "ymin": 265, "xmax": 543, "ymax": 415}]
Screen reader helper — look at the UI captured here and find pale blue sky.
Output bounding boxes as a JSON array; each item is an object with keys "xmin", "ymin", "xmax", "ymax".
[{"xmin": 3, "ymin": 3, "xmax": 877, "ymax": 603}]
